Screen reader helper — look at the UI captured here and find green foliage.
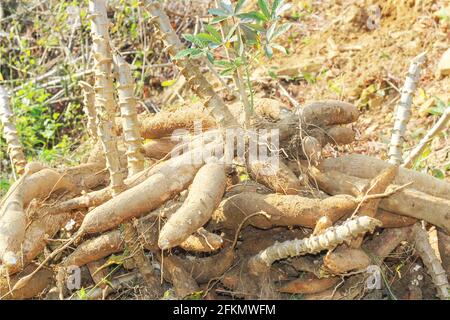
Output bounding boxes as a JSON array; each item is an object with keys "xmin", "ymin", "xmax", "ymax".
[
  {"xmin": 10, "ymin": 84, "xmax": 81, "ymax": 164},
  {"xmin": 173, "ymin": 0, "xmax": 291, "ymax": 115},
  {"xmin": 183, "ymin": 291, "xmax": 204, "ymax": 300},
  {"xmin": 174, "ymin": 0, "xmax": 291, "ymax": 62}
]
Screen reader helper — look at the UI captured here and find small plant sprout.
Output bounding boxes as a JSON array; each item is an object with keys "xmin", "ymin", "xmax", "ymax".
[{"xmin": 173, "ymin": 0, "xmax": 291, "ymax": 128}]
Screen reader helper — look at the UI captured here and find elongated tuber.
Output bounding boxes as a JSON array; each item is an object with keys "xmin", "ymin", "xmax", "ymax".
[
  {"xmin": 301, "ymin": 100, "xmax": 359, "ymax": 127},
  {"xmin": 310, "ymin": 167, "xmax": 450, "ymax": 233},
  {"xmin": 0, "ymin": 169, "xmax": 76, "ymax": 267},
  {"xmin": 319, "ymin": 154, "xmax": 450, "ymax": 199},
  {"xmin": 0, "ymin": 264, "xmax": 53, "ymax": 300},
  {"xmin": 248, "ymin": 160, "xmax": 302, "ymax": 195},
  {"xmin": 212, "ymin": 192, "xmax": 360, "ymax": 230},
  {"xmin": 278, "ymin": 275, "xmax": 339, "ymax": 294},
  {"xmin": 158, "ymin": 163, "xmax": 226, "ymax": 250}
]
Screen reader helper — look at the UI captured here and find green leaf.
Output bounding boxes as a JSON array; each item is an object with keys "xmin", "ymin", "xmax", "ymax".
[
  {"xmin": 208, "ymin": 8, "xmax": 230, "ymax": 17},
  {"xmin": 431, "ymin": 168, "xmax": 445, "ymax": 180},
  {"xmin": 272, "ymin": 23, "xmax": 291, "ymax": 40},
  {"xmin": 270, "ymin": 43, "xmax": 288, "ymax": 54},
  {"xmin": 205, "ymin": 25, "xmax": 222, "ymax": 43},
  {"xmin": 161, "ymin": 79, "xmax": 177, "ymax": 87},
  {"xmin": 184, "ymin": 291, "xmax": 204, "ymax": 300},
  {"xmin": 266, "ymin": 22, "xmax": 277, "ymax": 41},
  {"xmin": 182, "ymin": 34, "xmax": 207, "ymax": 47},
  {"xmin": 258, "ymin": 0, "xmax": 270, "ymax": 19},
  {"xmin": 271, "ymin": 0, "xmax": 282, "ymax": 18},
  {"xmin": 242, "ymin": 23, "xmax": 265, "ymax": 33},
  {"xmin": 211, "ymin": 16, "xmax": 229, "ymax": 24},
  {"xmin": 77, "ymin": 287, "xmax": 87, "ymax": 300},
  {"xmin": 225, "ymin": 24, "xmax": 239, "ymax": 42},
  {"xmin": 214, "ymin": 60, "xmax": 234, "ymax": 68},
  {"xmin": 237, "ymin": 11, "xmax": 268, "ymax": 22},
  {"xmin": 189, "ymin": 48, "xmax": 204, "ymax": 59},
  {"xmin": 196, "ymin": 32, "xmax": 220, "ymax": 44},
  {"xmin": 219, "ymin": 0, "xmax": 233, "ymax": 13},
  {"xmin": 275, "ymin": 2, "xmax": 292, "ymax": 17},
  {"xmin": 264, "ymin": 44, "xmax": 273, "ymax": 58},
  {"xmin": 173, "ymin": 48, "xmax": 194, "ymax": 60},
  {"xmin": 235, "ymin": 0, "xmax": 247, "ymax": 14},
  {"xmin": 206, "ymin": 51, "xmax": 215, "ymax": 63},
  {"xmin": 220, "ymin": 67, "xmax": 236, "ymax": 76}
]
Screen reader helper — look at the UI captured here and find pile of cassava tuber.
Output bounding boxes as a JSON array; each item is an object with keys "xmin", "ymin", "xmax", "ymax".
[{"xmin": 0, "ymin": 0, "xmax": 449, "ymax": 300}]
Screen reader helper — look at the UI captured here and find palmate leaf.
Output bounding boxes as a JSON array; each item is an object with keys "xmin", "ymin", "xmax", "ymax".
[
  {"xmin": 182, "ymin": 34, "xmax": 208, "ymax": 48},
  {"xmin": 264, "ymin": 44, "xmax": 273, "ymax": 58},
  {"xmin": 237, "ymin": 11, "xmax": 268, "ymax": 22},
  {"xmin": 218, "ymin": 0, "xmax": 233, "ymax": 13},
  {"xmin": 270, "ymin": 43, "xmax": 288, "ymax": 54},
  {"xmin": 196, "ymin": 32, "xmax": 221, "ymax": 44},
  {"xmin": 257, "ymin": 0, "xmax": 270, "ymax": 19},
  {"xmin": 205, "ymin": 25, "xmax": 222, "ymax": 43},
  {"xmin": 211, "ymin": 16, "xmax": 229, "ymax": 24},
  {"xmin": 235, "ymin": 0, "xmax": 247, "ymax": 14},
  {"xmin": 271, "ymin": 0, "xmax": 282, "ymax": 18},
  {"xmin": 208, "ymin": 8, "xmax": 230, "ymax": 17},
  {"xmin": 173, "ymin": 48, "xmax": 196, "ymax": 60}
]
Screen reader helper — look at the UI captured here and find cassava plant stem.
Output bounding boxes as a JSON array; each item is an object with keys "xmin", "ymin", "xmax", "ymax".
[
  {"xmin": 0, "ymin": 86, "xmax": 26, "ymax": 176},
  {"xmin": 388, "ymin": 52, "xmax": 426, "ymax": 165}
]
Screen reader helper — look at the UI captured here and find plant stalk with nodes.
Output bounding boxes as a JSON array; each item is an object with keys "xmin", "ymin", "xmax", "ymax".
[
  {"xmin": 113, "ymin": 55, "xmax": 145, "ymax": 177},
  {"xmin": 388, "ymin": 52, "xmax": 427, "ymax": 165},
  {"xmin": 79, "ymin": 81, "xmax": 98, "ymax": 139},
  {"xmin": 145, "ymin": 0, "xmax": 238, "ymax": 129},
  {"xmin": 248, "ymin": 216, "xmax": 382, "ymax": 275},
  {"xmin": 411, "ymin": 223, "xmax": 449, "ymax": 300},
  {"xmin": 89, "ymin": 0, "xmax": 124, "ymax": 195},
  {"xmin": 0, "ymin": 86, "xmax": 27, "ymax": 176},
  {"xmin": 114, "ymin": 54, "xmax": 159, "ymax": 291}
]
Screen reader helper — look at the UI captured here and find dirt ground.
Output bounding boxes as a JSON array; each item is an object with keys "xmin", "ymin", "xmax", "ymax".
[{"xmin": 250, "ymin": 0, "xmax": 449, "ymax": 180}]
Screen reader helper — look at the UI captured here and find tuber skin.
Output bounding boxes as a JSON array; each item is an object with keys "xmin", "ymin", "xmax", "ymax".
[
  {"xmin": 212, "ymin": 192, "xmax": 360, "ymax": 230},
  {"xmin": 140, "ymin": 107, "xmax": 215, "ymax": 139},
  {"xmin": 437, "ymin": 230, "xmax": 450, "ymax": 281},
  {"xmin": 142, "ymin": 138, "xmax": 177, "ymax": 160},
  {"xmin": 80, "ymin": 147, "xmax": 209, "ymax": 234},
  {"xmin": 324, "ymin": 246, "xmax": 371, "ymax": 274},
  {"xmin": 0, "ymin": 169, "xmax": 76, "ymax": 267},
  {"xmin": 158, "ymin": 163, "xmax": 226, "ymax": 250},
  {"xmin": 323, "ymin": 165, "xmax": 398, "ymax": 272},
  {"xmin": 319, "ymin": 154, "xmax": 450, "ymax": 199},
  {"xmin": 301, "ymin": 100, "xmax": 359, "ymax": 127},
  {"xmin": 248, "ymin": 160, "xmax": 302, "ymax": 195},
  {"xmin": 170, "ymin": 248, "xmax": 235, "ymax": 284},
  {"xmin": 0, "ymin": 264, "xmax": 53, "ymax": 300},
  {"xmin": 277, "ymin": 275, "xmax": 339, "ymax": 294},
  {"xmin": 157, "ymin": 252, "xmax": 200, "ymax": 298},
  {"xmin": 310, "ymin": 168, "xmax": 450, "ymax": 233}
]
